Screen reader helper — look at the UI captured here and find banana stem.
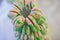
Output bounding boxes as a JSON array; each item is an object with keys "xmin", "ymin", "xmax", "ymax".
[{"xmin": 30, "ymin": 0, "xmax": 32, "ymax": 9}]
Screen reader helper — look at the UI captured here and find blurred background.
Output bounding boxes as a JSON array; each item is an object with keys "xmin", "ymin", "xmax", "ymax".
[{"xmin": 0, "ymin": 0, "xmax": 60, "ymax": 40}]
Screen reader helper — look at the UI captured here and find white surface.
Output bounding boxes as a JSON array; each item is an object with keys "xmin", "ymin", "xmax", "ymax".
[
  {"xmin": 0, "ymin": 0, "xmax": 60, "ymax": 40},
  {"xmin": 0, "ymin": 0, "xmax": 15, "ymax": 40}
]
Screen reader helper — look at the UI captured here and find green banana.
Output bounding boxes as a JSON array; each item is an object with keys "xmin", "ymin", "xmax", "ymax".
[
  {"xmin": 26, "ymin": 26, "xmax": 30, "ymax": 35},
  {"xmin": 16, "ymin": 25, "xmax": 23, "ymax": 33},
  {"xmin": 44, "ymin": 22, "xmax": 48, "ymax": 29},
  {"xmin": 29, "ymin": 24, "xmax": 37, "ymax": 33},
  {"xmin": 22, "ymin": 26, "xmax": 26, "ymax": 35},
  {"xmin": 37, "ymin": 17, "xmax": 45, "ymax": 25},
  {"xmin": 40, "ymin": 29, "xmax": 47, "ymax": 35},
  {"xmin": 37, "ymin": 36, "xmax": 43, "ymax": 40},
  {"xmin": 29, "ymin": 33, "xmax": 34, "ymax": 40},
  {"xmin": 34, "ymin": 24, "xmax": 41, "ymax": 31},
  {"xmin": 41, "ymin": 15, "xmax": 46, "ymax": 21}
]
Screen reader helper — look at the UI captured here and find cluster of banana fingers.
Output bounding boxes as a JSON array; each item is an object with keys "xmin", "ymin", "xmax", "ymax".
[{"xmin": 8, "ymin": 0, "xmax": 49, "ymax": 40}]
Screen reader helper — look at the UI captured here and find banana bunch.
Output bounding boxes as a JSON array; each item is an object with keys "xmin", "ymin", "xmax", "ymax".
[{"xmin": 8, "ymin": 0, "xmax": 49, "ymax": 40}]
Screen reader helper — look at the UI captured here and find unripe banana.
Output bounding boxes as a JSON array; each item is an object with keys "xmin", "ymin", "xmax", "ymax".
[
  {"xmin": 8, "ymin": 0, "xmax": 50, "ymax": 40},
  {"xmin": 29, "ymin": 33, "xmax": 34, "ymax": 40},
  {"xmin": 13, "ymin": 16, "xmax": 25, "ymax": 28}
]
